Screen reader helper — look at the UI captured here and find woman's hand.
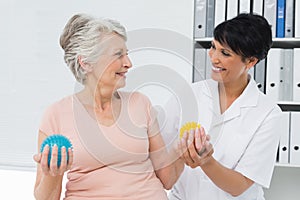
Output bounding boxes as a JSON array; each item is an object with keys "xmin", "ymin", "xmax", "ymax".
[
  {"xmin": 179, "ymin": 127, "xmax": 214, "ymax": 168},
  {"xmin": 33, "ymin": 145, "xmax": 73, "ymax": 176}
]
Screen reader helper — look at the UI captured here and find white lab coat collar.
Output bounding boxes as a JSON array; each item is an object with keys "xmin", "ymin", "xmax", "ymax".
[{"xmin": 202, "ymin": 75, "xmax": 259, "ymax": 126}]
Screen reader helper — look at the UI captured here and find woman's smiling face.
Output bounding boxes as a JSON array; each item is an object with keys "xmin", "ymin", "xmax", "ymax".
[
  {"xmin": 208, "ymin": 39, "xmax": 251, "ymax": 84},
  {"xmin": 89, "ymin": 33, "xmax": 132, "ymax": 90}
]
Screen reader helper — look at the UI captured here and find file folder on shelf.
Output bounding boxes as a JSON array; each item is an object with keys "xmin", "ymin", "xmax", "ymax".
[
  {"xmin": 193, "ymin": 48, "xmax": 206, "ymax": 82},
  {"xmin": 264, "ymin": 0, "xmax": 277, "ymax": 37},
  {"xmin": 227, "ymin": 0, "xmax": 238, "ymax": 20},
  {"xmin": 293, "ymin": 48, "xmax": 300, "ymax": 101},
  {"xmin": 266, "ymin": 48, "xmax": 284, "ymax": 101},
  {"xmin": 206, "ymin": 0, "xmax": 215, "ymax": 37},
  {"xmin": 295, "ymin": 0, "xmax": 300, "ymax": 37},
  {"xmin": 205, "ymin": 49, "xmax": 212, "ymax": 79},
  {"xmin": 280, "ymin": 49, "xmax": 294, "ymax": 101},
  {"xmin": 285, "ymin": 0, "xmax": 294, "ymax": 37},
  {"xmin": 214, "ymin": 0, "xmax": 226, "ymax": 27},
  {"xmin": 254, "ymin": 59, "xmax": 266, "ymax": 93},
  {"xmin": 253, "ymin": 0, "xmax": 264, "ymax": 15},
  {"xmin": 248, "ymin": 66, "xmax": 254, "ymax": 79},
  {"xmin": 239, "ymin": 0, "xmax": 251, "ymax": 14},
  {"xmin": 276, "ymin": 0, "xmax": 286, "ymax": 38},
  {"xmin": 290, "ymin": 112, "xmax": 300, "ymax": 165},
  {"xmin": 278, "ymin": 112, "xmax": 290, "ymax": 164},
  {"xmin": 194, "ymin": 0, "xmax": 207, "ymax": 38}
]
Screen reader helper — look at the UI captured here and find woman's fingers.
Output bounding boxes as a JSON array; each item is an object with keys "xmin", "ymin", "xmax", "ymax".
[
  {"xmin": 180, "ymin": 131, "xmax": 194, "ymax": 166},
  {"xmin": 33, "ymin": 153, "xmax": 41, "ymax": 163},
  {"xmin": 59, "ymin": 147, "xmax": 67, "ymax": 175},
  {"xmin": 49, "ymin": 145, "xmax": 59, "ymax": 176},
  {"xmin": 38, "ymin": 144, "xmax": 72, "ymax": 176},
  {"xmin": 195, "ymin": 127, "xmax": 207, "ymax": 156},
  {"xmin": 67, "ymin": 147, "xmax": 73, "ymax": 170},
  {"xmin": 40, "ymin": 145, "xmax": 50, "ymax": 175},
  {"xmin": 178, "ymin": 127, "xmax": 214, "ymax": 168}
]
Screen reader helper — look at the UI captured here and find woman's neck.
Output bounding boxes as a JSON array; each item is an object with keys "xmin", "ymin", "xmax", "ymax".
[
  {"xmin": 77, "ymin": 85, "xmax": 119, "ymax": 112},
  {"xmin": 218, "ymin": 75, "xmax": 249, "ymax": 113}
]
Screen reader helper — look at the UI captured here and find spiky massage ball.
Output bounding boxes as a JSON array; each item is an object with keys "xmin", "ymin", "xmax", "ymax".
[
  {"xmin": 179, "ymin": 122, "xmax": 201, "ymax": 138},
  {"xmin": 40, "ymin": 134, "xmax": 72, "ymax": 167}
]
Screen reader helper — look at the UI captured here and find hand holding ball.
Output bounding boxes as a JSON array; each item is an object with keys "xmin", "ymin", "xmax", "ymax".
[
  {"xmin": 40, "ymin": 134, "xmax": 73, "ymax": 167},
  {"xmin": 179, "ymin": 122, "xmax": 207, "ymax": 156},
  {"xmin": 179, "ymin": 121, "xmax": 201, "ymax": 138}
]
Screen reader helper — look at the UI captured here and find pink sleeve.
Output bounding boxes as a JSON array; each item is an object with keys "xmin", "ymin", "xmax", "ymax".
[
  {"xmin": 39, "ymin": 103, "xmax": 60, "ymax": 136},
  {"xmin": 140, "ymin": 94, "xmax": 160, "ymax": 138}
]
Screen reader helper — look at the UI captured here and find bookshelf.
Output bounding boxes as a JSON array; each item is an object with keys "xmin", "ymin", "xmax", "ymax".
[{"xmin": 193, "ymin": 0, "xmax": 300, "ymax": 199}]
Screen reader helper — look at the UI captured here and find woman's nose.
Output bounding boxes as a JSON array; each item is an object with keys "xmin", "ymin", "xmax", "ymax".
[
  {"xmin": 208, "ymin": 49, "xmax": 219, "ymax": 64},
  {"xmin": 123, "ymin": 55, "xmax": 132, "ymax": 68}
]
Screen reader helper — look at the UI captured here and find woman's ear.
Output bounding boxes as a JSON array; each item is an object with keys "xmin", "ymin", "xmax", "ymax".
[
  {"xmin": 78, "ymin": 56, "xmax": 93, "ymax": 73},
  {"xmin": 246, "ymin": 57, "xmax": 258, "ymax": 70}
]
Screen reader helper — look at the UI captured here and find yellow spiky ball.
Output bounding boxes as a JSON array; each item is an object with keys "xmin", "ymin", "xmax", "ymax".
[{"xmin": 179, "ymin": 121, "xmax": 201, "ymax": 138}]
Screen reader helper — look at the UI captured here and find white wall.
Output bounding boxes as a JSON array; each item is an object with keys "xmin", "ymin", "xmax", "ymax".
[
  {"xmin": 0, "ymin": 0, "xmax": 194, "ymax": 199},
  {"xmin": 0, "ymin": 0, "xmax": 194, "ymax": 170}
]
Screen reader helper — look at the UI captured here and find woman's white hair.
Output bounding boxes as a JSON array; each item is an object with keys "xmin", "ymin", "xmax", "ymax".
[{"xmin": 59, "ymin": 13, "xmax": 127, "ymax": 84}]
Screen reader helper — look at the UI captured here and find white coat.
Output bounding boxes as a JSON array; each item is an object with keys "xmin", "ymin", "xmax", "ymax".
[{"xmin": 163, "ymin": 76, "xmax": 282, "ymax": 200}]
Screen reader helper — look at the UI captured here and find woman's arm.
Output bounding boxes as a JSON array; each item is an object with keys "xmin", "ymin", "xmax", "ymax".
[
  {"xmin": 33, "ymin": 131, "xmax": 73, "ymax": 200},
  {"xmin": 148, "ymin": 119, "xmax": 184, "ymax": 190}
]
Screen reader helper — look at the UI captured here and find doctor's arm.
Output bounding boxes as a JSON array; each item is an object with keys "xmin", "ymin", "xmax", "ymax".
[
  {"xmin": 180, "ymin": 128, "xmax": 254, "ymax": 197},
  {"xmin": 181, "ymin": 109, "xmax": 281, "ymax": 197}
]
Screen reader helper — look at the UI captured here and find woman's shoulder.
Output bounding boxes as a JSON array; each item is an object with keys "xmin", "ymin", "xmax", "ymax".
[
  {"xmin": 258, "ymin": 92, "xmax": 282, "ymax": 115},
  {"xmin": 43, "ymin": 95, "xmax": 73, "ymax": 113},
  {"xmin": 119, "ymin": 90, "xmax": 151, "ymax": 103}
]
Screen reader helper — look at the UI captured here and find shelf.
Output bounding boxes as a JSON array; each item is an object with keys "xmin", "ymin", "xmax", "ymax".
[
  {"xmin": 272, "ymin": 38, "xmax": 300, "ymax": 48},
  {"xmin": 194, "ymin": 37, "xmax": 300, "ymax": 49},
  {"xmin": 275, "ymin": 163, "xmax": 300, "ymax": 168},
  {"xmin": 277, "ymin": 102, "xmax": 300, "ymax": 112}
]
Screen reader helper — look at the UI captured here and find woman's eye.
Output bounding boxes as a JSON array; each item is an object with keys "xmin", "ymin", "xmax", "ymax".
[
  {"xmin": 221, "ymin": 50, "xmax": 230, "ymax": 57},
  {"xmin": 115, "ymin": 52, "xmax": 123, "ymax": 57},
  {"xmin": 210, "ymin": 43, "xmax": 215, "ymax": 49}
]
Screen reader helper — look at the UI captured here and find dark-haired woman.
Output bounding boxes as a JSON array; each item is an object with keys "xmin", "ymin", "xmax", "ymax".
[{"xmin": 167, "ymin": 13, "xmax": 282, "ymax": 200}]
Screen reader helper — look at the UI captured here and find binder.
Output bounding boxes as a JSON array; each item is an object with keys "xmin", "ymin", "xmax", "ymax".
[
  {"xmin": 253, "ymin": 0, "xmax": 264, "ymax": 15},
  {"xmin": 193, "ymin": 48, "xmax": 206, "ymax": 82},
  {"xmin": 227, "ymin": 0, "xmax": 238, "ymax": 20},
  {"xmin": 279, "ymin": 49, "xmax": 293, "ymax": 101},
  {"xmin": 285, "ymin": 0, "xmax": 294, "ymax": 37},
  {"xmin": 205, "ymin": 49, "xmax": 212, "ymax": 79},
  {"xmin": 278, "ymin": 112, "xmax": 290, "ymax": 164},
  {"xmin": 206, "ymin": 0, "xmax": 215, "ymax": 37},
  {"xmin": 248, "ymin": 67, "xmax": 254, "ymax": 79},
  {"xmin": 254, "ymin": 59, "xmax": 266, "ymax": 93},
  {"xmin": 264, "ymin": 0, "xmax": 277, "ymax": 37},
  {"xmin": 290, "ymin": 112, "xmax": 300, "ymax": 165},
  {"xmin": 276, "ymin": 0, "xmax": 286, "ymax": 38},
  {"xmin": 295, "ymin": 0, "xmax": 300, "ymax": 37},
  {"xmin": 239, "ymin": 0, "xmax": 251, "ymax": 14},
  {"xmin": 266, "ymin": 49, "xmax": 284, "ymax": 101},
  {"xmin": 194, "ymin": 0, "xmax": 207, "ymax": 38},
  {"xmin": 293, "ymin": 48, "xmax": 300, "ymax": 101},
  {"xmin": 214, "ymin": 0, "xmax": 226, "ymax": 27}
]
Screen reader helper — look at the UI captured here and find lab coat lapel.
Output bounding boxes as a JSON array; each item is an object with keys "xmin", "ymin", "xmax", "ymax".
[
  {"xmin": 202, "ymin": 79, "xmax": 220, "ymax": 116},
  {"xmin": 210, "ymin": 76, "xmax": 259, "ymax": 127}
]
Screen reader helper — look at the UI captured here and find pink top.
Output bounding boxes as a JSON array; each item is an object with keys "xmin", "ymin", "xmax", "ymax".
[{"xmin": 39, "ymin": 91, "xmax": 167, "ymax": 200}]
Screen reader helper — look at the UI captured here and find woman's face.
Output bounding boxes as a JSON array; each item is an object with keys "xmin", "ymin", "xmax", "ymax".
[
  {"xmin": 90, "ymin": 34, "xmax": 132, "ymax": 90},
  {"xmin": 208, "ymin": 39, "xmax": 251, "ymax": 84}
]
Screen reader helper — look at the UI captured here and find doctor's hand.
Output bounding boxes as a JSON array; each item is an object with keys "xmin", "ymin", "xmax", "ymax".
[{"xmin": 179, "ymin": 127, "xmax": 214, "ymax": 168}]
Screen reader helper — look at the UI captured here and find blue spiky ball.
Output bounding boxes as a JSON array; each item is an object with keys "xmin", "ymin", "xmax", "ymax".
[{"xmin": 40, "ymin": 134, "xmax": 72, "ymax": 167}]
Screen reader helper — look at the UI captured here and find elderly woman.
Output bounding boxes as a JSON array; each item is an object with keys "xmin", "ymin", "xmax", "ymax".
[{"xmin": 33, "ymin": 13, "xmax": 183, "ymax": 200}]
